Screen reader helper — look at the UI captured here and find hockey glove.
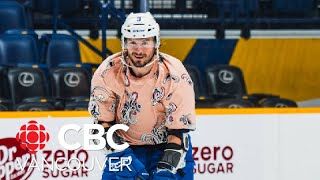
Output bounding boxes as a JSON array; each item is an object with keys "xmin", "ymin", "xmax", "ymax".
[{"xmin": 151, "ymin": 133, "xmax": 189, "ymax": 180}]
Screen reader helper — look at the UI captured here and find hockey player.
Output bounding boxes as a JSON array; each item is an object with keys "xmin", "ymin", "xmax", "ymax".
[{"xmin": 89, "ymin": 12, "xmax": 196, "ymax": 180}]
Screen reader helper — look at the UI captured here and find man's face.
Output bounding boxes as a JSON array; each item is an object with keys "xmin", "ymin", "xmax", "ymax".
[{"xmin": 125, "ymin": 37, "xmax": 156, "ymax": 67}]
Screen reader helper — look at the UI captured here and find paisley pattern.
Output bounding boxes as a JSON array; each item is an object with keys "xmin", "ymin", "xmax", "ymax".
[
  {"xmin": 88, "ymin": 96, "xmax": 100, "ymax": 121},
  {"xmin": 140, "ymin": 128, "xmax": 167, "ymax": 144},
  {"xmin": 166, "ymin": 92, "xmax": 173, "ymax": 100},
  {"xmin": 165, "ymin": 102, "xmax": 177, "ymax": 126},
  {"xmin": 101, "ymin": 59, "xmax": 115, "ymax": 78},
  {"xmin": 181, "ymin": 74, "xmax": 193, "ymax": 86},
  {"xmin": 122, "ymin": 66, "xmax": 130, "ymax": 87},
  {"xmin": 152, "ymin": 87, "xmax": 165, "ymax": 106},
  {"xmin": 89, "ymin": 86, "xmax": 110, "ymax": 121},
  {"xmin": 120, "ymin": 91, "xmax": 141, "ymax": 125},
  {"xmin": 180, "ymin": 114, "xmax": 192, "ymax": 127},
  {"xmin": 109, "ymin": 99, "xmax": 117, "ymax": 114},
  {"xmin": 162, "ymin": 73, "xmax": 180, "ymax": 84}
]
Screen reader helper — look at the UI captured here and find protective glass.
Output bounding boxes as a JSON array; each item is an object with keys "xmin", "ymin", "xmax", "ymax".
[{"xmin": 125, "ymin": 39, "xmax": 155, "ymax": 49}]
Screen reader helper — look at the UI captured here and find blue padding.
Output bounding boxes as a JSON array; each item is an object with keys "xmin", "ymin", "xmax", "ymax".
[
  {"xmin": 183, "ymin": 39, "xmax": 237, "ymax": 96},
  {"xmin": 0, "ymin": 1, "xmax": 28, "ymax": 34},
  {"xmin": 0, "ymin": 34, "xmax": 39, "ymax": 66}
]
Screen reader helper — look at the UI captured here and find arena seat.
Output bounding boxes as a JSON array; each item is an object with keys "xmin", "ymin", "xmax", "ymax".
[
  {"xmin": 0, "ymin": 34, "xmax": 40, "ymax": 66},
  {"xmin": 33, "ymin": 0, "xmax": 81, "ymax": 16},
  {"xmin": 215, "ymin": 0, "xmax": 259, "ymax": 17},
  {"xmin": 184, "ymin": 64, "xmax": 203, "ymax": 99},
  {"xmin": 43, "ymin": 33, "xmax": 93, "ymax": 75},
  {"xmin": 15, "ymin": 102, "xmax": 55, "ymax": 111},
  {"xmin": 212, "ymin": 98, "xmax": 255, "ymax": 108},
  {"xmin": 44, "ymin": 34, "xmax": 82, "ymax": 67},
  {"xmin": 64, "ymin": 101, "xmax": 89, "ymax": 111},
  {"xmin": 0, "ymin": 66, "xmax": 9, "ymax": 99},
  {"xmin": 7, "ymin": 67, "xmax": 50, "ymax": 104},
  {"xmin": 206, "ymin": 65, "xmax": 247, "ymax": 98},
  {"xmin": 260, "ymin": 98, "xmax": 298, "ymax": 107},
  {"xmin": 4, "ymin": 29, "xmax": 38, "ymax": 41},
  {"xmin": 272, "ymin": 0, "xmax": 315, "ymax": 16},
  {"xmin": 50, "ymin": 67, "xmax": 90, "ymax": 109},
  {"xmin": 0, "ymin": 98, "xmax": 12, "ymax": 111},
  {"xmin": 0, "ymin": 1, "xmax": 29, "ymax": 34},
  {"xmin": 50, "ymin": 67, "xmax": 90, "ymax": 110},
  {"xmin": 4, "ymin": 0, "xmax": 34, "ymax": 28}
]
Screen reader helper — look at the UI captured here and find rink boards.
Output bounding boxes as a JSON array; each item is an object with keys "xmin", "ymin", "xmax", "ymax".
[{"xmin": 0, "ymin": 108, "xmax": 320, "ymax": 180}]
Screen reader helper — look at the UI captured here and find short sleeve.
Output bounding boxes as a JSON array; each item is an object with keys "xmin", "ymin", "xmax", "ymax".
[
  {"xmin": 88, "ymin": 68, "xmax": 116, "ymax": 123},
  {"xmin": 163, "ymin": 73, "xmax": 196, "ymax": 130}
]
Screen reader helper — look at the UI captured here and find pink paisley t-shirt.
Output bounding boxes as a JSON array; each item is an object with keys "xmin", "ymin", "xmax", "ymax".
[{"xmin": 89, "ymin": 52, "xmax": 196, "ymax": 145}]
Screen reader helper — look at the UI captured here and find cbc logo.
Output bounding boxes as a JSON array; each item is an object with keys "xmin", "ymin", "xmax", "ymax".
[
  {"xmin": 218, "ymin": 70, "xmax": 234, "ymax": 84},
  {"xmin": 18, "ymin": 72, "xmax": 35, "ymax": 87},
  {"xmin": 64, "ymin": 72, "xmax": 80, "ymax": 87},
  {"xmin": 16, "ymin": 120, "xmax": 50, "ymax": 154}
]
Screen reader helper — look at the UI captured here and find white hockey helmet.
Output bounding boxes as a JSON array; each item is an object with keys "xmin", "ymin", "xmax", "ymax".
[{"xmin": 121, "ymin": 12, "xmax": 160, "ymax": 48}]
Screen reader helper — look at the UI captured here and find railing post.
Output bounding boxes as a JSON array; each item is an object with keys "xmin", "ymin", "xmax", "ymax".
[
  {"xmin": 53, "ymin": 0, "xmax": 59, "ymax": 34},
  {"xmin": 139, "ymin": 0, "xmax": 149, "ymax": 12}
]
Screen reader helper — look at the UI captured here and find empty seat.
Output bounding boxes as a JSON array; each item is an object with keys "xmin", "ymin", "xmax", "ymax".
[
  {"xmin": 260, "ymin": 98, "xmax": 298, "ymax": 107},
  {"xmin": 184, "ymin": 64, "xmax": 202, "ymax": 99},
  {"xmin": 4, "ymin": 29, "xmax": 38, "ymax": 42},
  {"xmin": 0, "ymin": 66, "xmax": 9, "ymax": 99},
  {"xmin": 0, "ymin": 98, "xmax": 12, "ymax": 111},
  {"xmin": 50, "ymin": 67, "xmax": 90, "ymax": 100},
  {"xmin": 195, "ymin": 99, "xmax": 216, "ymax": 108},
  {"xmin": 45, "ymin": 34, "xmax": 82, "ymax": 68},
  {"xmin": 15, "ymin": 102, "xmax": 55, "ymax": 111},
  {"xmin": 272, "ymin": 0, "xmax": 315, "ymax": 15},
  {"xmin": 4, "ymin": 0, "xmax": 34, "ymax": 28},
  {"xmin": 0, "ymin": 34, "xmax": 40, "ymax": 66},
  {"xmin": 64, "ymin": 101, "xmax": 89, "ymax": 111},
  {"xmin": 215, "ymin": 0, "xmax": 259, "ymax": 17},
  {"xmin": 206, "ymin": 65, "xmax": 247, "ymax": 98},
  {"xmin": 212, "ymin": 98, "xmax": 255, "ymax": 108},
  {"xmin": 33, "ymin": 0, "xmax": 81, "ymax": 16},
  {"xmin": 0, "ymin": 104, "xmax": 8, "ymax": 111},
  {"xmin": 243, "ymin": 93, "xmax": 280, "ymax": 107},
  {"xmin": 0, "ymin": 1, "xmax": 29, "ymax": 34},
  {"xmin": 7, "ymin": 67, "xmax": 50, "ymax": 104}
]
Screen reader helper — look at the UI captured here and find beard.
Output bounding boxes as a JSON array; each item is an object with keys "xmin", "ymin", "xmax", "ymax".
[{"xmin": 128, "ymin": 52, "xmax": 154, "ymax": 68}]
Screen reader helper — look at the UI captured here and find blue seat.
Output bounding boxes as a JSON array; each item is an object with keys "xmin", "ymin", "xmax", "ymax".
[
  {"xmin": 45, "ymin": 34, "xmax": 82, "ymax": 68},
  {"xmin": 272, "ymin": 0, "xmax": 315, "ymax": 15},
  {"xmin": 0, "ymin": 34, "xmax": 40, "ymax": 66},
  {"xmin": 0, "ymin": 1, "xmax": 29, "ymax": 34},
  {"xmin": 4, "ymin": 29, "xmax": 45, "ymax": 62},
  {"xmin": 33, "ymin": 0, "xmax": 81, "ymax": 16},
  {"xmin": 215, "ymin": 0, "xmax": 259, "ymax": 17},
  {"xmin": 4, "ymin": 0, "xmax": 34, "ymax": 28},
  {"xmin": 4, "ymin": 29, "xmax": 38, "ymax": 42}
]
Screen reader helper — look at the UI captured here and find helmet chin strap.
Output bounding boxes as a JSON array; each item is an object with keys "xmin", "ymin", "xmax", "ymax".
[{"xmin": 121, "ymin": 48, "xmax": 159, "ymax": 69}]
